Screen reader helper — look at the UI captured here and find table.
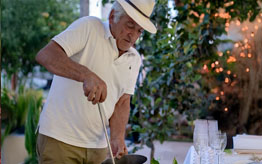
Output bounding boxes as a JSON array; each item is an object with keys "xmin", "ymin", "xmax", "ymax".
[{"xmin": 183, "ymin": 146, "xmax": 262, "ymax": 164}]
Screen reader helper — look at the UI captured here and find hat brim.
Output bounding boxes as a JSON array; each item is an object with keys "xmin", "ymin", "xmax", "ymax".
[{"xmin": 117, "ymin": 0, "xmax": 157, "ymax": 34}]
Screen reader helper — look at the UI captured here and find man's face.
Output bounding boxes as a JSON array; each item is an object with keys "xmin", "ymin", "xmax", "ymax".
[{"xmin": 109, "ymin": 11, "xmax": 144, "ymax": 53}]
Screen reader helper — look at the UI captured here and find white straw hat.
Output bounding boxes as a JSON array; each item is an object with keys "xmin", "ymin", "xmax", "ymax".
[{"xmin": 117, "ymin": 0, "xmax": 157, "ymax": 34}]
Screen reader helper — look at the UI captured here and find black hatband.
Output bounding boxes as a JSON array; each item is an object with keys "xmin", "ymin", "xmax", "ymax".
[{"xmin": 125, "ymin": 0, "xmax": 149, "ymax": 19}]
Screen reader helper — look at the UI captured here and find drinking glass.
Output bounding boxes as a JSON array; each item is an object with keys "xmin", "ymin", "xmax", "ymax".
[
  {"xmin": 194, "ymin": 133, "xmax": 208, "ymax": 164},
  {"xmin": 220, "ymin": 132, "xmax": 227, "ymax": 151},
  {"xmin": 210, "ymin": 132, "xmax": 220, "ymax": 164},
  {"xmin": 194, "ymin": 120, "xmax": 209, "ymax": 164},
  {"xmin": 209, "ymin": 131, "xmax": 227, "ymax": 164},
  {"xmin": 219, "ymin": 132, "xmax": 227, "ymax": 163},
  {"xmin": 207, "ymin": 120, "xmax": 218, "ymax": 136}
]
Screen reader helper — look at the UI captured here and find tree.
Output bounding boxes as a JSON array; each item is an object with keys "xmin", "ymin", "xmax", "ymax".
[
  {"xmin": 130, "ymin": 0, "xmax": 262, "ymax": 161},
  {"xmin": 207, "ymin": 20, "xmax": 262, "ymax": 137},
  {"xmin": 1, "ymin": 0, "xmax": 79, "ymax": 162},
  {"xmin": 1, "ymin": 0, "xmax": 79, "ymax": 89},
  {"xmin": 102, "ymin": 0, "xmax": 261, "ymax": 161}
]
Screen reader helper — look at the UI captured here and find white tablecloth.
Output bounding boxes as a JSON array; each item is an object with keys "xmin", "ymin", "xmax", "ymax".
[{"xmin": 183, "ymin": 146, "xmax": 262, "ymax": 164}]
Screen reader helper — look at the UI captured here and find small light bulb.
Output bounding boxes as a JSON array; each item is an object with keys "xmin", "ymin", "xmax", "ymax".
[
  {"xmin": 240, "ymin": 52, "xmax": 246, "ymax": 57},
  {"xmin": 236, "ymin": 20, "xmax": 241, "ymax": 26},
  {"xmin": 224, "ymin": 108, "xmax": 228, "ymax": 112},
  {"xmin": 225, "ymin": 77, "xmax": 230, "ymax": 83}
]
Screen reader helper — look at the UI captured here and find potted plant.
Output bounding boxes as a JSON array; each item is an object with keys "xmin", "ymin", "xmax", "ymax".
[{"xmin": 1, "ymin": 85, "xmax": 43, "ymax": 164}]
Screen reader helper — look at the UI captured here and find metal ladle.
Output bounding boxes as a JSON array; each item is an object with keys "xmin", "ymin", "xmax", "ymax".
[
  {"xmin": 98, "ymin": 103, "xmax": 147, "ymax": 164},
  {"xmin": 97, "ymin": 103, "xmax": 115, "ymax": 164}
]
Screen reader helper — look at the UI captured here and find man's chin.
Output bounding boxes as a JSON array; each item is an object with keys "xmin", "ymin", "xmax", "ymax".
[{"xmin": 118, "ymin": 47, "xmax": 130, "ymax": 52}]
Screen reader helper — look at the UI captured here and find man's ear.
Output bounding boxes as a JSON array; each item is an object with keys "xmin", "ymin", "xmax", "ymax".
[{"xmin": 109, "ymin": 10, "xmax": 114, "ymax": 25}]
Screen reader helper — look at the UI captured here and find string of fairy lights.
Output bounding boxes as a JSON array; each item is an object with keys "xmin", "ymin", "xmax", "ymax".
[{"xmin": 202, "ymin": 7, "xmax": 262, "ymax": 112}]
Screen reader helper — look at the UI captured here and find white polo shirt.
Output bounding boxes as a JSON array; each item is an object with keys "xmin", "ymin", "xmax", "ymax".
[{"xmin": 38, "ymin": 16, "xmax": 141, "ymax": 148}]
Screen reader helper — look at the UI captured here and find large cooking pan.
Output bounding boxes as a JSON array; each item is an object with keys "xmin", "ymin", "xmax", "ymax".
[{"xmin": 101, "ymin": 154, "xmax": 147, "ymax": 164}]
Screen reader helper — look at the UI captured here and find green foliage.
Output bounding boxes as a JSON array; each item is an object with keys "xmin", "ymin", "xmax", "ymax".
[
  {"xmin": 224, "ymin": 149, "xmax": 232, "ymax": 154},
  {"xmin": 130, "ymin": 0, "xmax": 211, "ymax": 155},
  {"xmin": 1, "ymin": 0, "xmax": 78, "ymax": 77},
  {"xmin": 173, "ymin": 157, "xmax": 178, "ymax": 164},
  {"xmin": 151, "ymin": 158, "xmax": 160, "ymax": 164},
  {"xmin": 104, "ymin": 0, "xmax": 262, "ymax": 160},
  {"xmin": 148, "ymin": 157, "xmax": 177, "ymax": 164},
  {"xmin": 1, "ymin": 86, "xmax": 30, "ymax": 142},
  {"xmin": 1, "ymin": 85, "xmax": 43, "ymax": 145},
  {"xmin": 131, "ymin": 0, "xmax": 261, "ymax": 159},
  {"xmin": 1, "ymin": 87, "xmax": 18, "ymax": 142},
  {"xmin": 24, "ymin": 90, "xmax": 43, "ymax": 164},
  {"xmin": 1, "ymin": 81, "xmax": 43, "ymax": 163}
]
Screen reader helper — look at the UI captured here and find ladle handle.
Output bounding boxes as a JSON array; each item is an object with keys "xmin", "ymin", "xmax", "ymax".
[{"xmin": 98, "ymin": 103, "xmax": 115, "ymax": 164}]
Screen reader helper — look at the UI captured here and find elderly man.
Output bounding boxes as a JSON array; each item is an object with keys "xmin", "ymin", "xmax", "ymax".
[{"xmin": 35, "ymin": 0, "xmax": 156, "ymax": 163}]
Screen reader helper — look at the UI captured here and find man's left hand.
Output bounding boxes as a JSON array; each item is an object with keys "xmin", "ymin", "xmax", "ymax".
[
  {"xmin": 110, "ymin": 138, "xmax": 128, "ymax": 159},
  {"xmin": 109, "ymin": 94, "xmax": 130, "ymax": 159}
]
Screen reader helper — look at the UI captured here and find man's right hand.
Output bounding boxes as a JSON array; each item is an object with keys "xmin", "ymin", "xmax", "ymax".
[
  {"xmin": 83, "ymin": 72, "xmax": 107, "ymax": 105},
  {"xmin": 35, "ymin": 41, "xmax": 107, "ymax": 104}
]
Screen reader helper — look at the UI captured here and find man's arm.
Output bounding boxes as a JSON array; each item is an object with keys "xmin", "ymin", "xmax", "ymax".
[
  {"xmin": 35, "ymin": 40, "xmax": 107, "ymax": 104},
  {"xmin": 109, "ymin": 94, "xmax": 131, "ymax": 158}
]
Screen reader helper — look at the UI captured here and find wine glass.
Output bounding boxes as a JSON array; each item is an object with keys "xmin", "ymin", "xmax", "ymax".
[
  {"xmin": 194, "ymin": 134, "xmax": 208, "ymax": 164},
  {"xmin": 209, "ymin": 131, "xmax": 227, "ymax": 164},
  {"xmin": 208, "ymin": 120, "xmax": 218, "ymax": 137},
  {"xmin": 194, "ymin": 122, "xmax": 208, "ymax": 164},
  {"xmin": 219, "ymin": 132, "xmax": 227, "ymax": 163},
  {"xmin": 210, "ymin": 131, "xmax": 221, "ymax": 164},
  {"xmin": 220, "ymin": 132, "xmax": 227, "ymax": 151}
]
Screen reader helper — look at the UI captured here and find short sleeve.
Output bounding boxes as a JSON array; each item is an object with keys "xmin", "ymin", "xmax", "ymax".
[
  {"xmin": 124, "ymin": 55, "xmax": 142, "ymax": 95},
  {"xmin": 52, "ymin": 17, "xmax": 94, "ymax": 57}
]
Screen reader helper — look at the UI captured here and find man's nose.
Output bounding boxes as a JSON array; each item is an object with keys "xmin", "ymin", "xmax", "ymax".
[{"xmin": 128, "ymin": 31, "xmax": 138, "ymax": 43}]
